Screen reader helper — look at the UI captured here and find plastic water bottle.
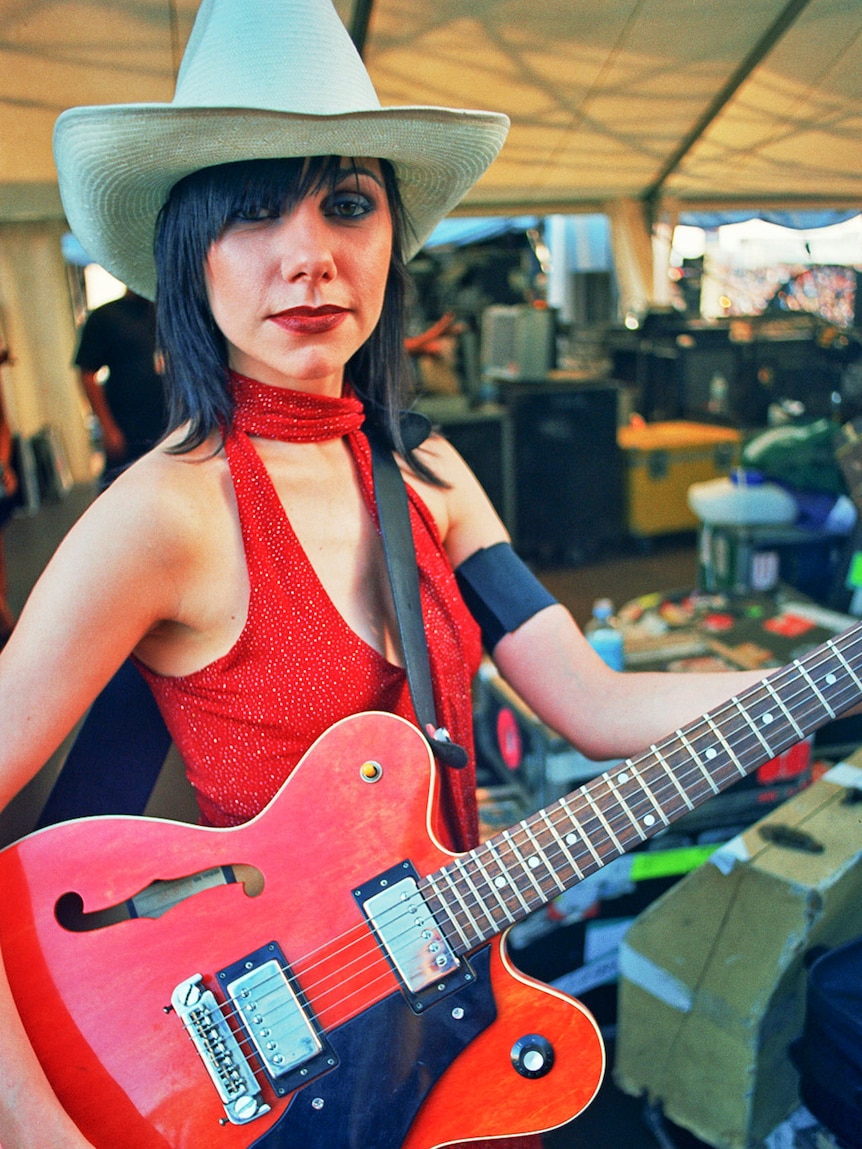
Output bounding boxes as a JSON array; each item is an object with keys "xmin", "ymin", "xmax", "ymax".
[{"xmin": 585, "ymin": 598, "xmax": 624, "ymax": 671}]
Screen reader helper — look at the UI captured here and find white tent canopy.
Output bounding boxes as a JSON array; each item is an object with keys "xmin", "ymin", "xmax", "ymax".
[
  {"xmin": 0, "ymin": 0, "xmax": 860, "ymax": 222},
  {"xmin": 344, "ymin": 0, "xmax": 862, "ymax": 219}
]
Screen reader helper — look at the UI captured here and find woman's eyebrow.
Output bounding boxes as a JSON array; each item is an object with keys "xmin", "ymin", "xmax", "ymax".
[{"xmin": 336, "ymin": 164, "xmax": 385, "ymax": 188}]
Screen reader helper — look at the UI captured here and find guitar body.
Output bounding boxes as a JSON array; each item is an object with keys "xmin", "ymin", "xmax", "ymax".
[{"xmin": 0, "ymin": 712, "xmax": 604, "ymax": 1148}]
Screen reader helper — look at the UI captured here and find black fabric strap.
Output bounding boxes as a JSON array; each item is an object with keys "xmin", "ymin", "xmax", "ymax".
[{"xmin": 370, "ymin": 439, "xmax": 468, "ymax": 769}]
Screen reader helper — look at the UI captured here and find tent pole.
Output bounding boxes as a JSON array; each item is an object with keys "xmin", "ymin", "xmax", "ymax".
[
  {"xmin": 642, "ymin": 0, "xmax": 814, "ymax": 218},
  {"xmin": 349, "ymin": 0, "xmax": 376, "ymax": 57}
]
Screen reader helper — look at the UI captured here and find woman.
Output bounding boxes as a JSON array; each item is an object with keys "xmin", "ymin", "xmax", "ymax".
[{"xmin": 0, "ymin": 1, "xmax": 773, "ymax": 1146}]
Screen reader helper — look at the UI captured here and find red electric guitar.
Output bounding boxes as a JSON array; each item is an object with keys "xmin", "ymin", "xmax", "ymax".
[{"xmin": 1, "ymin": 621, "xmax": 861, "ymax": 1147}]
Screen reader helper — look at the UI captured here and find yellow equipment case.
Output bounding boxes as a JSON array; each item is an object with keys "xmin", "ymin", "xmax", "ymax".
[{"xmin": 618, "ymin": 420, "xmax": 741, "ymax": 538}]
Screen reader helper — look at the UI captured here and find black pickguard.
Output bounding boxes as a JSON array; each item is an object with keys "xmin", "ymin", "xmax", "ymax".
[{"xmin": 249, "ymin": 945, "xmax": 495, "ymax": 1149}]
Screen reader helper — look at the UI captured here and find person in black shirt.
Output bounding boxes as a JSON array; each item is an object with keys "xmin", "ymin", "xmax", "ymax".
[{"xmin": 74, "ymin": 289, "xmax": 166, "ymax": 486}]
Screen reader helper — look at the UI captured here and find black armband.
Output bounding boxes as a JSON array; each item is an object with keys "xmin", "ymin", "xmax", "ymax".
[{"xmin": 455, "ymin": 541, "xmax": 558, "ymax": 652}]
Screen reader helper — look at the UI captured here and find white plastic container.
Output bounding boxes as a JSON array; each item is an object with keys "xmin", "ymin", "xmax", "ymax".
[{"xmin": 687, "ymin": 468, "xmax": 797, "ymax": 527}]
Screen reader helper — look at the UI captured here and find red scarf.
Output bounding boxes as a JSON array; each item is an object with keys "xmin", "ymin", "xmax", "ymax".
[{"xmin": 230, "ymin": 371, "xmax": 365, "ymax": 441}]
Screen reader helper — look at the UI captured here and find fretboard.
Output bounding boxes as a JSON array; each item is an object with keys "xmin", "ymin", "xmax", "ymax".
[{"xmin": 420, "ymin": 619, "xmax": 862, "ymax": 954}]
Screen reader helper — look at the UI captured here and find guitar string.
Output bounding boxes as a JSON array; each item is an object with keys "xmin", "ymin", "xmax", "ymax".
[
  {"xmin": 172, "ymin": 631, "xmax": 862, "ymax": 1065},
  {"xmin": 185, "ymin": 632, "xmax": 862, "ymax": 1048},
  {"xmin": 260, "ymin": 636, "xmax": 862, "ymax": 1042},
  {"xmin": 350, "ymin": 630, "xmax": 862, "ymax": 955},
  {"xmin": 430, "ymin": 631, "xmax": 862, "ymax": 942}
]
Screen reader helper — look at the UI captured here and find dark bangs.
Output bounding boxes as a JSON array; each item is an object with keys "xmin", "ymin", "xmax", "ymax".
[{"xmin": 154, "ymin": 155, "xmax": 419, "ymax": 461}]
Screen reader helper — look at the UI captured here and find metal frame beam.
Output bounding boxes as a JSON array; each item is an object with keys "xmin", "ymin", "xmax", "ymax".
[
  {"xmin": 349, "ymin": 0, "xmax": 376, "ymax": 57},
  {"xmin": 643, "ymin": 0, "xmax": 814, "ymax": 213}
]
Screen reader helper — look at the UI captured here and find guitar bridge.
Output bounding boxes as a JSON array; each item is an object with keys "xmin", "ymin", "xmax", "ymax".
[
  {"xmin": 171, "ymin": 974, "xmax": 270, "ymax": 1125},
  {"xmin": 171, "ymin": 942, "xmax": 336, "ymax": 1125},
  {"xmin": 354, "ymin": 861, "xmax": 473, "ymax": 1013}
]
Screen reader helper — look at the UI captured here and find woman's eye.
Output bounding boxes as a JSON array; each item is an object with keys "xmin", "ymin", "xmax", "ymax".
[
  {"xmin": 232, "ymin": 206, "xmax": 280, "ymax": 223},
  {"xmin": 326, "ymin": 191, "xmax": 374, "ymax": 220}
]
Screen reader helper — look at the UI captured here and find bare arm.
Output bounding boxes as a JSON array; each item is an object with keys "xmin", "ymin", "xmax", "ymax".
[
  {"xmin": 492, "ymin": 604, "xmax": 765, "ymax": 761},
  {"xmin": 79, "ymin": 369, "xmax": 126, "ymax": 462},
  {"xmin": 0, "ymin": 451, "xmax": 214, "ymax": 1147},
  {"xmin": 422, "ymin": 435, "xmax": 765, "ymax": 760}
]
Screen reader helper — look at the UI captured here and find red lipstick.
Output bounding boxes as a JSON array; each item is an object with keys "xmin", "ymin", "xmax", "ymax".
[{"xmin": 270, "ymin": 305, "xmax": 348, "ymax": 335}]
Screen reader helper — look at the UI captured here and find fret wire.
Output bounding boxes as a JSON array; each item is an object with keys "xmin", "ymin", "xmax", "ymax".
[
  {"xmin": 538, "ymin": 808, "xmax": 585, "ymax": 883},
  {"xmin": 734, "ymin": 691, "xmax": 776, "ymax": 759},
  {"xmin": 485, "ymin": 840, "xmax": 532, "ymax": 915},
  {"xmin": 762, "ymin": 678, "xmax": 805, "ymax": 741},
  {"xmin": 500, "ymin": 828, "xmax": 546, "ymax": 903},
  {"xmin": 471, "ymin": 849, "xmax": 517, "ymax": 925},
  {"xmin": 559, "ymin": 795, "xmax": 604, "ymax": 870},
  {"xmin": 652, "ymin": 740, "xmax": 716, "ymax": 810},
  {"xmin": 622, "ymin": 759, "xmax": 675, "ymax": 829},
  {"xmin": 830, "ymin": 639, "xmax": 862, "ymax": 693},
  {"xmin": 627, "ymin": 759, "xmax": 675, "ymax": 823},
  {"xmin": 795, "ymin": 666, "xmax": 836, "ymax": 716},
  {"xmin": 603, "ymin": 771, "xmax": 653, "ymax": 839},
  {"xmin": 479, "ymin": 841, "xmax": 527, "ymax": 919},
  {"xmin": 577, "ymin": 770, "xmax": 644, "ymax": 843},
  {"xmin": 796, "ymin": 659, "xmax": 837, "ymax": 718},
  {"xmin": 580, "ymin": 787, "xmax": 625, "ymax": 855},
  {"xmin": 668, "ymin": 732, "xmax": 700, "ymax": 809},
  {"xmin": 434, "ymin": 868, "xmax": 478, "ymax": 947},
  {"xmin": 451, "ymin": 856, "xmax": 497, "ymax": 937},
  {"xmin": 651, "ymin": 728, "xmax": 731, "ymax": 809},
  {"xmin": 523, "ymin": 820, "xmax": 567, "ymax": 894},
  {"xmin": 703, "ymin": 715, "xmax": 739, "ymax": 785}
]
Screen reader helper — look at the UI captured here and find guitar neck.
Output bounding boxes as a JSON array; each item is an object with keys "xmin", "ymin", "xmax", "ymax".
[{"xmin": 421, "ymin": 619, "xmax": 862, "ymax": 954}]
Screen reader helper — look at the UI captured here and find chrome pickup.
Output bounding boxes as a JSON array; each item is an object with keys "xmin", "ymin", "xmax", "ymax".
[
  {"xmin": 223, "ymin": 958, "xmax": 322, "ymax": 1079},
  {"xmin": 357, "ymin": 864, "xmax": 464, "ymax": 1008}
]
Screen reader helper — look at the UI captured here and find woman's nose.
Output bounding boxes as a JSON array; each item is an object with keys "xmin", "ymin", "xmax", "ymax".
[{"xmin": 277, "ymin": 203, "xmax": 336, "ymax": 284}]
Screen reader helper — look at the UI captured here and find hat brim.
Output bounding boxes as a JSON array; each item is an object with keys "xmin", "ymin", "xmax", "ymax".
[{"xmin": 54, "ymin": 104, "xmax": 509, "ymax": 298}]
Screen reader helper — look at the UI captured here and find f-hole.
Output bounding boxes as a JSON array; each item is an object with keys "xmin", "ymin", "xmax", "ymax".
[{"xmin": 55, "ymin": 863, "xmax": 265, "ymax": 932}]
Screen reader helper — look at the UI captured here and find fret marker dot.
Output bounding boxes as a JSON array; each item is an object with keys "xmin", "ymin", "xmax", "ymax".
[
  {"xmin": 494, "ymin": 876, "xmax": 507, "ymax": 889},
  {"xmin": 825, "ymin": 673, "xmax": 837, "ymax": 685},
  {"xmin": 643, "ymin": 814, "xmax": 656, "ymax": 827},
  {"xmin": 528, "ymin": 856, "xmax": 541, "ymax": 869},
  {"xmin": 618, "ymin": 772, "xmax": 629, "ymax": 783},
  {"xmin": 706, "ymin": 748, "xmax": 717, "ymax": 760},
  {"xmin": 762, "ymin": 712, "xmax": 774, "ymax": 725},
  {"xmin": 565, "ymin": 833, "xmax": 577, "ymax": 846}
]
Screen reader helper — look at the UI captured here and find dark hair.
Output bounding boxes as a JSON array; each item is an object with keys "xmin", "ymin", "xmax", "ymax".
[{"xmin": 154, "ymin": 155, "xmax": 430, "ymax": 472}]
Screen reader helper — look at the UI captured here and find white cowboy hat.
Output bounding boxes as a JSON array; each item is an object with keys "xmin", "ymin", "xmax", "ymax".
[{"xmin": 53, "ymin": 0, "xmax": 510, "ymax": 299}]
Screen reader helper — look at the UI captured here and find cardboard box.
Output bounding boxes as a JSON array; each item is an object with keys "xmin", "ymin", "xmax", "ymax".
[
  {"xmin": 614, "ymin": 767, "xmax": 862, "ymax": 1149},
  {"xmin": 618, "ymin": 420, "xmax": 740, "ymax": 538}
]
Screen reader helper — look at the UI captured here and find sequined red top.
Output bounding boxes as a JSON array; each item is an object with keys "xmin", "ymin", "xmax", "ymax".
[{"xmin": 137, "ymin": 421, "xmax": 483, "ymax": 849}]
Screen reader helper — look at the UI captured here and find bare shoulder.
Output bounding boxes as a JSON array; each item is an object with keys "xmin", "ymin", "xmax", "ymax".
[
  {"xmin": 100, "ymin": 433, "xmax": 231, "ymax": 546},
  {"xmin": 404, "ymin": 431, "xmax": 509, "ymax": 567},
  {"xmin": 44, "ymin": 434, "xmax": 235, "ymax": 616}
]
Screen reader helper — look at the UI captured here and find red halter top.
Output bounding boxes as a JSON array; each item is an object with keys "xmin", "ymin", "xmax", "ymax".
[
  {"xmin": 138, "ymin": 376, "xmax": 539, "ymax": 1149},
  {"xmin": 137, "ymin": 375, "xmax": 483, "ymax": 849}
]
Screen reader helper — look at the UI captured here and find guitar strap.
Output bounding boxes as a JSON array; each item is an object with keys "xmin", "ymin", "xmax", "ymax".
[{"xmin": 370, "ymin": 436, "xmax": 468, "ymax": 770}]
